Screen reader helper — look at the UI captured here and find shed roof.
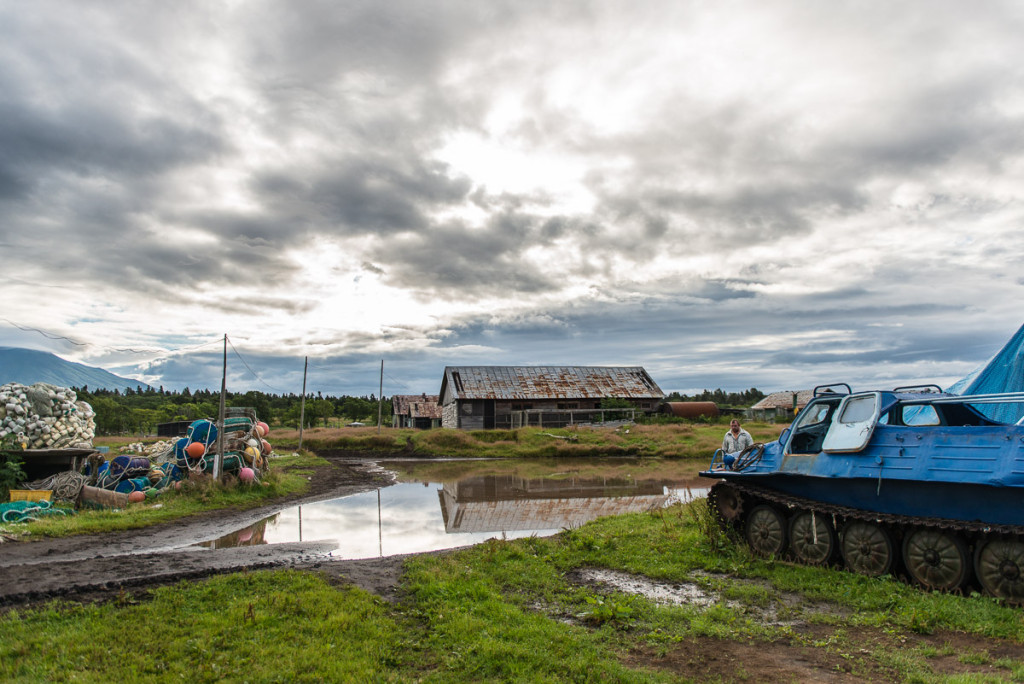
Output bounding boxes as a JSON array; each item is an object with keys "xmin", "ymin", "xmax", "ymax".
[
  {"xmin": 750, "ymin": 389, "xmax": 814, "ymax": 410},
  {"xmin": 392, "ymin": 394, "xmax": 442, "ymax": 419},
  {"xmin": 440, "ymin": 366, "xmax": 664, "ymax": 402}
]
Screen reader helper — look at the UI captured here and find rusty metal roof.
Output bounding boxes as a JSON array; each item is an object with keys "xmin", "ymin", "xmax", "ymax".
[
  {"xmin": 392, "ymin": 394, "xmax": 442, "ymax": 419},
  {"xmin": 440, "ymin": 366, "xmax": 664, "ymax": 401},
  {"xmin": 750, "ymin": 389, "xmax": 814, "ymax": 410}
]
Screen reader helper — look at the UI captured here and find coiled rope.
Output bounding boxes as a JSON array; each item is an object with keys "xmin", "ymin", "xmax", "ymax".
[{"xmin": 21, "ymin": 471, "xmax": 88, "ymax": 503}]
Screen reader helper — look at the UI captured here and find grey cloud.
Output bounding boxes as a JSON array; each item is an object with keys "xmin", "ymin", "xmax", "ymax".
[{"xmin": 375, "ymin": 212, "xmax": 557, "ymax": 295}]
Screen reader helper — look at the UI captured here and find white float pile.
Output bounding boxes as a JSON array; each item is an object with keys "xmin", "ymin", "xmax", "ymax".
[{"xmin": 0, "ymin": 382, "xmax": 96, "ymax": 448}]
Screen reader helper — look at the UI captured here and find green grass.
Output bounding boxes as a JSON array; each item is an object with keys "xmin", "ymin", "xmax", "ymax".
[
  {"xmin": 0, "ymin": 571, "xmax": 408, "ymax": 683},
  {"xmin": 6, "ymin": 498, "xmax": 1024, "ymax": 681}
]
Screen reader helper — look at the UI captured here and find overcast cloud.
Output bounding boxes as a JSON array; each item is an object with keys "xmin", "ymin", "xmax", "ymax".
[{"xmin": 2, "ymin": 0, "xmax": 1023, "ymax": 396}]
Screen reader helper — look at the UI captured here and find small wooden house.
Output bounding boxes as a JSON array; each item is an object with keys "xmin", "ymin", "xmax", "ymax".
[
  {"xmin": 392, "ymin": 394, "xmax": 442, "ymax": 429},
  {"xmin": 747, "ymin": 389, "xmax": 814, "ymax": 421},
  {"xmin": 438, "ymin": 366, "xmax": 665, "ymax": 430}
]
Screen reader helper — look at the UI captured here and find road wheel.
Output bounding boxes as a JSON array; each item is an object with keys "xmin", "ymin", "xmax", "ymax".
[
  {"xmin": 975, "ymin": 538, "xmax": 1024, "ymax": 602},
  {"xmin": 744, "ymin": 504, "xmax": 787, "ymax": 557},
  {"xmin": 903, "ymin": 528, "xmax": 970, "ymax": 591},
  {"xmin": 841, "ymin": 521, "xmax": 895, "ymax": 577},
  {"xmin": 789, "ymin": 511, "xmax": 837, "ymax": 566}
]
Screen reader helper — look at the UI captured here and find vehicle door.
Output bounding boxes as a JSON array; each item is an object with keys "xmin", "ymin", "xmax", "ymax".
[{"xmin": 821, "ymin": 392, "xmax": 885, "ymax": 453}]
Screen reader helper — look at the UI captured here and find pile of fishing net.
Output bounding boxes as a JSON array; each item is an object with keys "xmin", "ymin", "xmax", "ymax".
[
  {"xmin": 170, "ymin": 412, "xmax": 272, "ymax": 482},
  {"xmin": 0, "ymin": 500, "xmax": 72, "ymax": 523},
  {"xmin": 0, "ymin": 382, "xmax": 95, "ymax": 449},
  {"xmin": 82, "ymin": 411, "xmax": 273, "ymax": 503}
]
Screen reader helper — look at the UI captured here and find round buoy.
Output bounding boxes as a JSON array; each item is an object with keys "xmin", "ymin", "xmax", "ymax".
[
  {"xmin": 261, "ymin": 439, "xmax": 272, "ymax": 454},
  {"xmin": 128, "ymin": 490, "xmax": 146, "ymax": 503},
  {"xmin": 185, "ymin": 442, "xmax": 206, "ymax": 459},
  {"xmin": 243, "ymin": 446, "xmax": 260, "ymax": 463},
  {"xmin": 239, "ymin": 467, "xmax": 256, "ymax": 483},
  {"xmin": 256, "ymin": 422, "xmax": 270, "ymax": 437},
  {"xmin": 145, "ymin": 488, "xmax": 158, "ymax": 499}
]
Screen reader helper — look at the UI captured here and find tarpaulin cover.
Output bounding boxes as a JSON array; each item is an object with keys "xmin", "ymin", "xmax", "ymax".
[{"xmin": 946, "ymin": 323, "xmax": 1024, "ymax": 424}]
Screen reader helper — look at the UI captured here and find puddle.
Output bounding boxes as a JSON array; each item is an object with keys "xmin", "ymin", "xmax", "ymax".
[
  {"xmin": 197, "ymin": 458, "xmax": 708, "ymax": 560},
  {"xmin": 570, "ymin": 568, "xmax": 833, "ymax": 627},
  {"xmin": 572, "ymin": 567, "xmax": 730, "ymax": 608}
]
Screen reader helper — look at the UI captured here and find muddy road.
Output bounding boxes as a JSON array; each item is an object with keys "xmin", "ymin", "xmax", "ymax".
[{"xmin": 0, "ymin": 455, "xmax": 413, "ymax": 606}]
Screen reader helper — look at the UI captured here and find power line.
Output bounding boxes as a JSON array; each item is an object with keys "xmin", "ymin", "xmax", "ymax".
[
  {"xmin": 0, "ymin": 317, "xmax": 222, "ymax": 355},
  {"xmin": 384, "ymin": 372, "xmax": 412, "ymax": 391},
  {"xmin": 2, "ymin": 318, "xmax": 87, "ymax": 346},
  {"xmin": 226, "ymin": 336, "xmax": 287, "ymax": 393}
]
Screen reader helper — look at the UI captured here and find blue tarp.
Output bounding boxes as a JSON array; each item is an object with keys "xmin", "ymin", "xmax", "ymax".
[{"xmin": 946, "ymin": 323, "xmax": 1024, "ymax": 424}]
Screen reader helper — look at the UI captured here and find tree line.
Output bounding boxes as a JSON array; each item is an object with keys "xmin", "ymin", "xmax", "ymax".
[
  {"xmin": 663, "ymin": 387, "xmax": 765, "ymax": 406},
  {"xmin": 73, "ymin": 385, "xmax": 767, "ymax": 436},
  {"xmin": 74, "ymin": 386, "xmax": 389, "ymax": 436}
]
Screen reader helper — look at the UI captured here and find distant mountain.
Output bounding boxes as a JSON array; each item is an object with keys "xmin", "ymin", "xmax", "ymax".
[{"xmin": 0, "ymin": 347, "xmax": 152, "ymax": 391}]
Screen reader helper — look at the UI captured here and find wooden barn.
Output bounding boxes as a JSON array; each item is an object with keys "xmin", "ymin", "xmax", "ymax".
[
  {"xmin": 392, "ymin": 394, "xmax": 442, "ymax": 429},
  {"xmin": 438, "ymin": 366, "xmax": 665, "ymax": 430}
]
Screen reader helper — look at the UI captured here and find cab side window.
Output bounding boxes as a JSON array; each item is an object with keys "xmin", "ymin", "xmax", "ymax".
[{"xmin": 902, "ymin": 405, "xmax": 940, "ymax": 426}]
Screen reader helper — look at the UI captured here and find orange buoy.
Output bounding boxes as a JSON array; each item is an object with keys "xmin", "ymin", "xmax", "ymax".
[
  {"xmin": 185, "ymin": 442, "xmax": 206, "ymax": 459},
  {"xmin": 261, "ymin": 439, "xmax": 272, "ymax": 454},
  {"xmin": 128, "ymin": 490, "xmax": 146, "ymax": 503}
]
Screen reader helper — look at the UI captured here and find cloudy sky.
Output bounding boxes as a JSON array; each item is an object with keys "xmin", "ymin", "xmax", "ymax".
[{"xmin": 2, "ymin": 1, "xmax": 1023, "ymax": 397}]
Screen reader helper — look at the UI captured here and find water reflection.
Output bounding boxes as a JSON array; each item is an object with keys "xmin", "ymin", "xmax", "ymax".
[
  {"xmin": 197, "ymin": 458, "xmax": 707, "ymax": 559},
  {"xmin": 439, "ymin": 474, "xmax": 683, "ymax": 532},
  {"xmin": 201, "ymin": 518, "xmax": 271, "ymax": 549}
]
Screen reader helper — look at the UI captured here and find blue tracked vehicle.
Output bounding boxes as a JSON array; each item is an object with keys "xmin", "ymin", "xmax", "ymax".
[{"xmin": 700, "ymin": 384, "xmax": 1024, "ymax": 601}]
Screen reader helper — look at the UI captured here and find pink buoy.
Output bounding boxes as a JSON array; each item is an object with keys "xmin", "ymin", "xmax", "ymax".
[
  {"xmin": 128, "ymin": 490, "xmax": 146, "ymax": 503},
  {"xmin": 185, "ymin": 442, "xmax": 206, "ymax": 459},
  {"xmin": 256, "ymin": 421, "xmax": 270, "ymax": 437},
  {"xmin": 261, "ymin": 439, "xmax": 272, "ymax": 454},
  {"xmin": 239, "ymin": 467, "xmax": 256, "ymax": 483}
]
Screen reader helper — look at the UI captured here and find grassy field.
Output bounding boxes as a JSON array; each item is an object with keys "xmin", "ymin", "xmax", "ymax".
[
  {"xmin": 271, "ymin": 421, "xmax": 787, "ymax": 460},
  {"xmin": 3, "ymin": 498, "xmax": 1022, "ymax": 682}
]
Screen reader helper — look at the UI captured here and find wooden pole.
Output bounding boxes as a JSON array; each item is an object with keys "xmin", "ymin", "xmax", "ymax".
[
  {"xmin": 377, "ymin": 359, "xmax": 384, "ymax": 433},
  {"xmin": 215, "ymin": 333, "xmax": 226, "ymax": 479},
  {"xmin": 298, "ymin": 356, "xmax": 308, "ymax": 451}
]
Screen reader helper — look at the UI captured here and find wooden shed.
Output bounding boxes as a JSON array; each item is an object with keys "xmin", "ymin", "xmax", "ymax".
[
  {"xmin": 747, "ymin": 389, "xmax": 814, "ymax": 421},
  {"xmin": 438, "ymin": 366, "xmax": 665, "ymax": 430},
  {"xmin": 392, "ymin": 394, "xmax": 442, "ymax": 429}
]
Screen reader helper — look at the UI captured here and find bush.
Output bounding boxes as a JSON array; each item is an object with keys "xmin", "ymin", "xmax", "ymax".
[
  {"xmin": 472, "ymin": 430, "xmax": 517, "ymax": 443},
  {"xmin": 1, "ymin": 436, "xmax": 26, "ymax": 501}
]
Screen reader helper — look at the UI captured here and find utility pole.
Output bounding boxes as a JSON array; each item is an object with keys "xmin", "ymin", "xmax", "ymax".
[
  {"xmin": 298, "ymin": 356, "xmax": 308, "ymax": 451},
  {"xmin": 215, "ymin": 334, "xmax": 226, "ymax": 479},
  {"xmin": 377, "ymin": 359, "xmax": 383, "ymax": 433}
]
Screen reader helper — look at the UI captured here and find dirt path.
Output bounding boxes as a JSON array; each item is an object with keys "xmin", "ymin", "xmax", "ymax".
[{"xmin": 0, "ymin": 454, "xmax": 404, "ymax": 606}]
